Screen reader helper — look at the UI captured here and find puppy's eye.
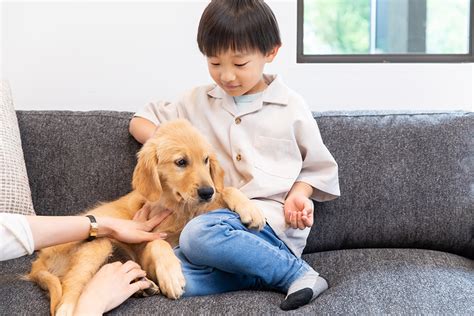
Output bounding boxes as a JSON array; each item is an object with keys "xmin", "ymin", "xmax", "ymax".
[
  {"xmin": 204, "ymin": 156, "xmax": 209, "ymax": 164},
  {"xmin": 175, "ymin": 159, "xmax": 188, "ymax": 167}
]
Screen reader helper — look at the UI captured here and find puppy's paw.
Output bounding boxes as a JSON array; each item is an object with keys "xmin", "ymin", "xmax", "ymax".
[
  {"xmin": 154, "ymin": 256, "xmax": 186, "ymax": 299},
  {"xmin": 235, "ymin": 201, "xmax": 266, "ymax": 231}
]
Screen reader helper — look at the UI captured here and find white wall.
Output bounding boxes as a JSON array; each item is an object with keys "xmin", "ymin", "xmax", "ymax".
[{"xmin": 1, "ymin": 0, "xmax": 472, "ymax": 112}]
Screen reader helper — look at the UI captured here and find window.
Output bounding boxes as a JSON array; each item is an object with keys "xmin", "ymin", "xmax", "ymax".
[{"xmin": 297, "ymin": 0, "xmax": 474, "ymax": 62}]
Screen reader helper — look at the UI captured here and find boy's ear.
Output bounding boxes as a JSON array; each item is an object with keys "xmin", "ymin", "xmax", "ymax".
[
  {"xmin": 132, "ymin": 140, "xmax": 162, "ymax": 202},
  {"xmin": 265, "ymin": 45, "xmax": 281, "ymax": 62}
]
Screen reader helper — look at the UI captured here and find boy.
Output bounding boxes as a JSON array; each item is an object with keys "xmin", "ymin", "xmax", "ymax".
[{"xmin": 129, "ymin": 0, "xmax": 339, "ymax": 310}]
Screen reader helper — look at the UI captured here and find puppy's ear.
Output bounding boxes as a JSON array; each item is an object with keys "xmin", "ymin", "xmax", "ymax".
[
  {"xmin": 209, "ymin": 153, "xmax": 225, "ymax": 192},
  {"xmin": 132, "ymin": 141, "xmax": 162, "ymax": 202}
]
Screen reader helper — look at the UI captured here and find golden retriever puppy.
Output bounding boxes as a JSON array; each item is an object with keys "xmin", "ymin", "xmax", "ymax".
[{"xmin": 28, "ymin": 119, "xmax": 265, "ymax": 316}]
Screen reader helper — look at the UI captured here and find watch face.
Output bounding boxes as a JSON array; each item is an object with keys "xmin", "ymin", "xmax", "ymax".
[
  {"xmin": 86, "ymin": 215, "xmax": 99, "ymax": 240},
  {"xmin": 90, "ymin": 222, "xmax": 99, "ymax": 236}
]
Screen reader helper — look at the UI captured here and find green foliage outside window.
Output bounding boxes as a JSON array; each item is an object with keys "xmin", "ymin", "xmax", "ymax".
[{"xmin": 304, "ymin": 0, "xmax": 370, "ymax": 54}]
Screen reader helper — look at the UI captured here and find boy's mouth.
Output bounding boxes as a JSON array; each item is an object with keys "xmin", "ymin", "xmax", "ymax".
[{"xmin": 224, "ymin": 84, "xmax": 240, "ymax": 90}]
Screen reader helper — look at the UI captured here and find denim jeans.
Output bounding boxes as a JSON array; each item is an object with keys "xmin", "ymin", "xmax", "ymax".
[{"xmin": 175, "ymin": 208, "xmax": 312, "ymax": 297}]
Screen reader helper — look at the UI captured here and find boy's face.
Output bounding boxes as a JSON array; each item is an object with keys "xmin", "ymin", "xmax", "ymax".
[{"xmin": 206, "ymin": 48, "xmax": 278, "ymax": 97}]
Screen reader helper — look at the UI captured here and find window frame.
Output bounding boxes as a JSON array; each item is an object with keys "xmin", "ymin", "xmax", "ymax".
[{"xmin": 297, "ymin": 0, "xmax": 474, "ymax": 63}]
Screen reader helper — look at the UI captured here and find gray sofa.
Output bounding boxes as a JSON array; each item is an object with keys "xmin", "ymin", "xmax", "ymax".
[{"xmin": 1, "ymin": 110, "xmax": 472, "ymax": 315}]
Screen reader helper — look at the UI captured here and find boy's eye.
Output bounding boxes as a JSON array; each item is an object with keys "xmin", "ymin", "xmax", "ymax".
[
  {"xmin": 235, "ymin": 62, "xmax": 248, "ymax": 67},
  {"xmin": 204, "ymin": 156, "xmax": 209, "ymax": 164},
  {"xmin": 210, "ymin": 63, "xmax": 220, "ymax": 66}
]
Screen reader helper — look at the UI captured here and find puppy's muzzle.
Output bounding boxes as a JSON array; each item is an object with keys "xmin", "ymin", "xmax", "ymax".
[{"xmin": 197, "ymin": 186, "xmax": 214, "ymax": 202}]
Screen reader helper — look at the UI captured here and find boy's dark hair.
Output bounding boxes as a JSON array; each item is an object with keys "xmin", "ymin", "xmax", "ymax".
[{"xmin": 197, "ymin": 0, "xmax": 281, "ymax": 56}]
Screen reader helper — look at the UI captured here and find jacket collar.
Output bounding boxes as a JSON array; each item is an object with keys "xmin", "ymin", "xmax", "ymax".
[{"xmin": 207, "ymin": 74, "xmax": 289, "ymax": 109}]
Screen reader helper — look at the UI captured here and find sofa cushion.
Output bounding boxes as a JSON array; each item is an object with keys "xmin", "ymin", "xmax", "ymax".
[
  {"xmin": 0, "ymin": 82, "xmax": 35, "ymax": 215},
  {"xmin": 1, "ymin": 248, "xmax": 471, "ymax": 315},
  {"xmin": 304, "ymin": 248, "xmax": 473, "ymax": 314}
]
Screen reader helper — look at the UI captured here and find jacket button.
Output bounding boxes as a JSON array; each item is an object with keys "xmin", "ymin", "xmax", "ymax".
[
  {"xmin": 235, "ymin": 117, "xmax": 241, "ymax": 124},
  {"xmin": 236, "ymin": 154, "xmax": 242, "ymax": 161}
]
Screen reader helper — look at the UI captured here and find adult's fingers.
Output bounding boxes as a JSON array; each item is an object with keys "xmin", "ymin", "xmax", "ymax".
[
  {"xmin": 146, "ymin": 210, "xmax": 172, "ymax": 230},
  {"xmin": 103, "ymin": 261, "xmax": 123, "ymax": 271},
  {"xmin": 120, "ymin": 260, "xmax": 141, "ymax": 273},
  {"xmin": 134, "ymin": 230, "xmax": 168, "ymax": 242},
  {"xmin": 133, "ymin": 208, "xmax": 144, "ymax": 221},
  {"xmin": 134, "ymin": 204, "xmax": 151, "ymax": 221},
  {"xmin": 128, "ymin": 280, "xmax": 151, "ymax": 296},
  {"xmin": 125, "ymin": 268, "xmax": 147, "ymax": 284}
]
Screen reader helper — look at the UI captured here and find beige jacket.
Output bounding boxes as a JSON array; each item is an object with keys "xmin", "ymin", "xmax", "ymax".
[{"xmin": 135, "ymin": 75, "xmax": 340, "ymax": 256}]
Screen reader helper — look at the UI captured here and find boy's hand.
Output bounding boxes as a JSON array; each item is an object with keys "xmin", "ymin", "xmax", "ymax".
[{"xmin": 284, "ymin": 193, "xmax": 314, "ymax": 229}]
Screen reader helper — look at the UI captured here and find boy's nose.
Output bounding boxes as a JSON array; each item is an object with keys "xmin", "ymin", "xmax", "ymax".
[{"xmin": 221, "ymin": 71, "xmax": 236, "ymax": 82}]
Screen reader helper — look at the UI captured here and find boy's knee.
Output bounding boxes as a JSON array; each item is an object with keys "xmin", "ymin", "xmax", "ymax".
[
  {"xmin": 179, "ymin": 216, "xmax": 208, "ymax": 248},
  {"xmin": 179, "ymin": 208, "xmax": 236, "ymax": 259}
]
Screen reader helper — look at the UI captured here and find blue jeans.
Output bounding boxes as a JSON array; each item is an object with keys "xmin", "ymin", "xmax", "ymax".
[{"xmin": 175, "ymin": 209, "xmax": 311, "ymax": 297}]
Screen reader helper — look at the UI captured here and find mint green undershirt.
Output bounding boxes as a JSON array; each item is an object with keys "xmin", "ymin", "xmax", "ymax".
[{"xmin": 233, "ymin": 92, "xmax": 263, "ymax": 113}]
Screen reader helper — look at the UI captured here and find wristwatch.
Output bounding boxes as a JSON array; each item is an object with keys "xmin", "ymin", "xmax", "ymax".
[{"xmin": 85, "ymin": 215, "xmax": 99, "ymax": 241}]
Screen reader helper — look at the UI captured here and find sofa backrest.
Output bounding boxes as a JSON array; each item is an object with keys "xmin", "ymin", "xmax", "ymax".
[
  {"xmin": 305, "ymin": 112, "xmax": 473, "ymax": 259},
  {"xmin": 17, "ymin": 111, "xmax": 473, "ymax": 259},
  {"xmin": 17, "ymin": 111, "xmax": 140, "ymax": 216}
]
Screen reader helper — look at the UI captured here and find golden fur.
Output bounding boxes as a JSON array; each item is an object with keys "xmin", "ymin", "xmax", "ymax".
[{"xmin": 28, "ymin": 119, "xmax": 265, "ymax": 316}]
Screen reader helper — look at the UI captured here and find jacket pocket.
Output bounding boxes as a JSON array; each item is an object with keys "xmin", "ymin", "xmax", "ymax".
[{"xmin": 253, "ymin": 135, "xmax": 302, "ymax": 179}]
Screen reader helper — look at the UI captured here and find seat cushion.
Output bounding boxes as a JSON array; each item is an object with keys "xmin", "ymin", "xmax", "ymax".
[
  {"xmin": 304, "ymin": 248, "xmax": 473, "ymax": 314},
  {"xmin": 1, "ymin": 248, "xmax": 472, "ymax": 315}
]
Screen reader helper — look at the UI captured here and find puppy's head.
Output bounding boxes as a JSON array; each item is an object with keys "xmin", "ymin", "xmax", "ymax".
[{"xmin": 132, "ymin": 119, "xmax": 224, "ymax": 206}]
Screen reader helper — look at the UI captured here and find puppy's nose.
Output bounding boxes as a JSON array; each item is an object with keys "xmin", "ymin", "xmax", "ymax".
[{"xmin": 197, "ymin": 187, "xmax": 214, "ymax": 201}]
